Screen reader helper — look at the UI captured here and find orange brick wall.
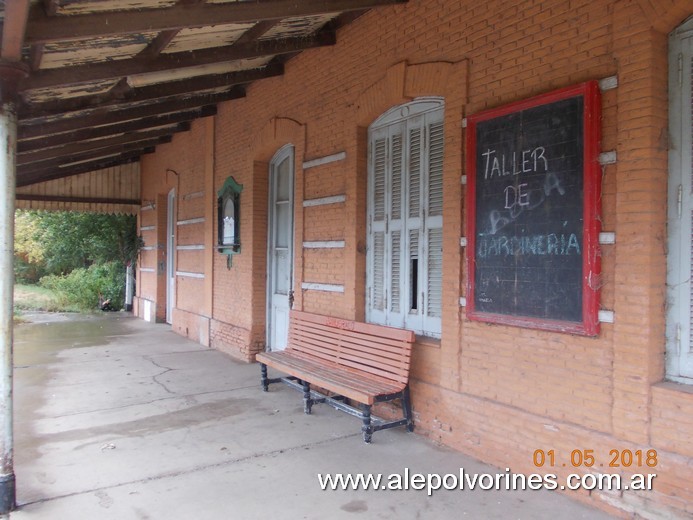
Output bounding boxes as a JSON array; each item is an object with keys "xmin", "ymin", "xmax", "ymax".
[
  {"xmin": 137, "ymin": 116, "xmax": 214, "ymax": 337},
  {"xmin": 138, "ymin": 0, "xmax": 693, "ymax": 516}
]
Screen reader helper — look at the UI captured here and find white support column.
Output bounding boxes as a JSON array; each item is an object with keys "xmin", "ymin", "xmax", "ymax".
[
  {"xmin": 125, "ymin": 263, "xmax": 134, "ymax": 311},
  {"xmin": 0, "ymin": 61, "xmax": 28, "ymax": 514}
]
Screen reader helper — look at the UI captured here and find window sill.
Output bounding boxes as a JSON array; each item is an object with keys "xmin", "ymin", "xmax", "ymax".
[
  {"xmin": 653, "ymin": 380, "xmax": 693, "ymax": 395},
  {"xmin": 415, "ymin": 335, "xmax": 441, "ymax": 349}
]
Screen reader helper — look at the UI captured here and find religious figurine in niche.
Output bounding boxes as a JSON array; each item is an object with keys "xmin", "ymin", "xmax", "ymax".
[
  {"xmin": 217, "ymin": 176, "xmax": 243, "ymax": 263},
  {"xmin": 222, "ymin": 197, "xmax": 236, "ymax": 246}
]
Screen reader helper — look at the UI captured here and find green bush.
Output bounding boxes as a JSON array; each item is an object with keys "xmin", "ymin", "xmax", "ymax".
[
  {"xmin": 14, "ymin": 255, "xmax": 46, "ymax": 284},
  {"xmin": 40, "ymin": 261, "xmax": 125, "ymax": 312}
]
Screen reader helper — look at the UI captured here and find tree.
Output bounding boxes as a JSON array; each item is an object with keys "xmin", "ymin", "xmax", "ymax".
[
  {"xmin": 14, "ymin": 210, "xmax": 142, "ymax": 310},
  {"xmin": 14, "ymin": 210, "xmax": 140, "ymax": 276}
]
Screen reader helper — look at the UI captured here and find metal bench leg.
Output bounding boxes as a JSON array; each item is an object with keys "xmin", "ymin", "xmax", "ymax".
[
  {"xmin": 361, "ymin": 404, "xmax": 373, "ymax": 443},
  {"xmin": 260, "ymin": 363, "xmax": 269, "ymax": 392},
  {"xmin": 402, "ymin": 386, "xmax": 414, "ymax": 433},
  {"xmin": 302, "ymin": 380, "xmax": 313, "ymax": 414}
]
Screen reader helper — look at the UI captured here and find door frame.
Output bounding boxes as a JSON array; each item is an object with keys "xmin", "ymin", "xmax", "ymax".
[{"xmin": 266, "ymin": 144, "xmax": 295, "ymax": 351}]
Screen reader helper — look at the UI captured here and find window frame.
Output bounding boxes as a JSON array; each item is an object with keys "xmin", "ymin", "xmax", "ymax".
[{"xmin": 366, "ymin": 97, "xmax": 445, "ymax": 338}]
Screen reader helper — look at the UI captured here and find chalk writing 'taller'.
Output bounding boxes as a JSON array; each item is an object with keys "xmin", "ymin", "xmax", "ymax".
[{"xmin": 482, "ymin": 147, "xmax": 548, "ymax": 180}]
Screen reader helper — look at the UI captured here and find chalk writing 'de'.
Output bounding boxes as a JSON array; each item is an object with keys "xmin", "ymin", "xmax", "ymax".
[{"xmin": 487, "ymin": 169, "xmax": 568, "ymax": 235}]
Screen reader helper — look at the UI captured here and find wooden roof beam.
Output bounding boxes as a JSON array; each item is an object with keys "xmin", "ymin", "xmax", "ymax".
[
  {"xmin": 22, "ymin": 32, "xmax": 334, "ymax": 91},
  {"xmin": 16, "ymin": 194, "xmax": 141, "ymax": 206},
  {"xmin": 18, "ymin": 113, "xmax": 200, "ymax": 152},
  {"xmin": 18, "ymin": 125, "xmax": 187, "ymax": 165},
  {"xmin": 18, "ymin": 139, "xmax": 168, "ymax": 176},
  {"xmin": 20, "ymin": 65, "xmax": 279, "ymax": 119},
  {"xmin": 233, "ymin": 20, "xmax": 279, "ymax": 46},
  {"xmin": 19, "ymin": 89, "xmax": 240, "ymax": 139},
  {"xmin": 17, "ymin": 154, "xmax": 144, "ymax": 188},
  {"xmin": 29, "ymin": 44, "xmax": 44, "ymax": 70},
  {"xmin": 25, "ymin": 0, "xmax": 406, "ymax": 43},
  {"xmin": 137, "ymin": 29, "xmax": 180, "ymax": 60}
]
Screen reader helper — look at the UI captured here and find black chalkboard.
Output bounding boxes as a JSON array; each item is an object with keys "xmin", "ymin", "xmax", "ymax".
[{"xmin": 466, "ymin": 82, "xmax": 601, "ymax": 335}]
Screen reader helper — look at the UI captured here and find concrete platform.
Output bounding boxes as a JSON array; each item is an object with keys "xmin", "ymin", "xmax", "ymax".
[{"xmin": 10, "ymin": 313, "xmax": 614, "ymax": 519}]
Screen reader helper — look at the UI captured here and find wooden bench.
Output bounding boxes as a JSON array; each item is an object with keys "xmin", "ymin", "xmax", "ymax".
[{"xmin": 256, "ymin": 310, "xmax": 416, "ymax": 443}]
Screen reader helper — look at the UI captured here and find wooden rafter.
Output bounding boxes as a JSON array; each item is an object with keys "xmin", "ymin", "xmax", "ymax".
[
  {"xmin": 25, "ymin": 0, "xmax": 406, "ymax": 43},
  {"xmin": 17, "ymin": 155, "xmax": 145, "ymax": 188},
  {"xmin": 29, "ymin": 44, "xmax": 44, "ymax": 71},
  {"xmin": 19, "ymin": 91, "xmax": 240, "ymax": 139},
  {"xmin": 137, "ymin": 29, "xmax": 181, "ymax": 60},
  {"xmin": 18, "ymin": 139, "xmax": 168, "ymax": 176},
  {"xmin": 20, "ymin": 67, "xmax": 278, "ymax": 119},
  {"xmin": 233, "ymin": 20, "xmax": 280, "ymax": 46},
  {"xmin": 42, "ymin": 0, "xmax": 58, "ymax": 17},
  {"xmin": 18, "ymin": 115, "xmax": 200, "ymax": 153},
  {"xmin": 6, "ymin": 0, "xmax": 403, "ymax": 190},
  {"xmin": 18, "ymin": 125, "xmax": 187, "ymax": 165},
  {"xmin": 16, "ymin": 194, "xmax": 141, "ymax": 206},
  {"xmin": 23, "ymin": 32, "xmax": 335, "ymax": 91}
]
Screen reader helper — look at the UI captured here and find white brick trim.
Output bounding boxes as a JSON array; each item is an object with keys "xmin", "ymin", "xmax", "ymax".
[{"xmin": 302, "ymin": 151, "xmax": 346, "ymax": 170}]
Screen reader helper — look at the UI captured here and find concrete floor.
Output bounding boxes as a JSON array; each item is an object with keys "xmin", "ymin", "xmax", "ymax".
[{"xmin": 9, "ymin": 313, "xmax": 614, "ymax": 520}]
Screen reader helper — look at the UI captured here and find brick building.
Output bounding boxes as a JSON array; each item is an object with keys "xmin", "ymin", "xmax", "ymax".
[{"xmin": 131, "ymin": 1, "xmax": 692, "ymax": 517}]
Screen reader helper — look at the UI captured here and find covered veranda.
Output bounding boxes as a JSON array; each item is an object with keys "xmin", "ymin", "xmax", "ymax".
[
  {"xmin": 11, "ymin": 312, "xmax": 611, "ymax": 519},
  {"xmin": 0, "ymin": 0, "xmax": 427, "ymax": 511}
]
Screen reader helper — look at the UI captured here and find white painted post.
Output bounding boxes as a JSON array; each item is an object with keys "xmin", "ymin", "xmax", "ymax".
[
  {"xmin": 125, "ymin": 263, "xmax": 134, "ymax": 311},
  {"xmin": 0, "ymin": 62, "xmax": 28, "ymax": 514}
]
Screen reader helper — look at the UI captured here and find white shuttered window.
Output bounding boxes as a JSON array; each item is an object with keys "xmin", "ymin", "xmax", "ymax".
[
  {"xmin": 367, "ymin": 99, "xmax": 444, "ymax": 338},
  {"xmin": 666, "ymin": 20, "xmax": 693, "ymax": 383}
]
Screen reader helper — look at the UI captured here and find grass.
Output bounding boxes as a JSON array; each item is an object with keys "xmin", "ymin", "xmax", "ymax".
[{"xmin": 13, "ymin": 284, "xmax": 71, "ymax": 313}]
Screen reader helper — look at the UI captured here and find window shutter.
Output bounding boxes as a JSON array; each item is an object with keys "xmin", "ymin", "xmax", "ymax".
[
  {"xmin": 368, "ymin": 133, "xmax": 388, "ymax": 320},
  {"xmin": 373, "ymin": 136, "xmax": 387, "ymax": 222},
  {"xmin": 391, "ymin": 133, "xmax": 403, "ymax": 220},
  {"xmin": 389, "ymin": 128, "xmax": 404, "ymax": 322},
  {"xmin": 367, "ymin": 99, "xmax": 444, "ymax": 338},
  {"xmin": 373, "ymin": 231, "xmax": 386, "ymax": 311},
  {"xmin": 422, "ymin": 116, "xmax": 444, "ymax": 335},
  {"xmin": 390, "ymin": 231, "xmax": 401, "ymax": 314},
  {"xmin": 408, "ymin": 127, "xmax": 422, "ymax": 218},
  {"xmin": 426, "ymin": 228, "xmax": 443, "ymax": 318},
  {"xmin": 406, "ymin": 118, "xmax": 424, "ymax": 330},
  {"xmin": 428, "ymin": 121, "xmax": 444, "ymax": 217}
]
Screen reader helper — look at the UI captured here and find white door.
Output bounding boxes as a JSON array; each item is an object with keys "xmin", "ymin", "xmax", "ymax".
[
  {"xmin": 667, "ymin": 29, "xmax": 693, "ymax": 381},
  {"xmin": 267, "ymin": 145, "xmax": 294, "ymax": 351},
  {"xmin": 166, "ymin": 188, "xmax": 176, "ymax": 324}
]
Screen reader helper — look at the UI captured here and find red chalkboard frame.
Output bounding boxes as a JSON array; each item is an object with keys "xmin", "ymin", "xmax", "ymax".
[{"xmin": 465, "ymin": 81, "xmax": 602, "ymax": 336}]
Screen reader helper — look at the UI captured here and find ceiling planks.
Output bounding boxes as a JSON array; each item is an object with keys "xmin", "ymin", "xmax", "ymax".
[
  {"xmin": 0, "ymin": 0, "xmax": 406, "ymax": 186},
  {"xmin": 20, "ymin": 66, "xmax": 276, "ymax": 119},
  {"xmin": 18, "ymin": 125, "xmax": 190, "ymax": 166},
  {"xmin": 22, "ymin": 32, "xmax": 336, "ymax": 91},
  {"xmin": 17, "ymin": 155, "xmax": 145, "ymax": 188},
  {"xmin": 18, "ymin": 114, "xmax": 202, "ymax": 153},
  {"xmin": 24, "ymin": 0, "xmax": 406, "ymax": 43},
  {"xmin": 20, "ymin": 92, "xmax": 240, "ymax": 138}
]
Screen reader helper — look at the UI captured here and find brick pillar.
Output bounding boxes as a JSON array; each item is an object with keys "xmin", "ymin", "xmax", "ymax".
[{"xmin": 610, "ymin": 1, "xmax": 669, "ymax": 443}]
